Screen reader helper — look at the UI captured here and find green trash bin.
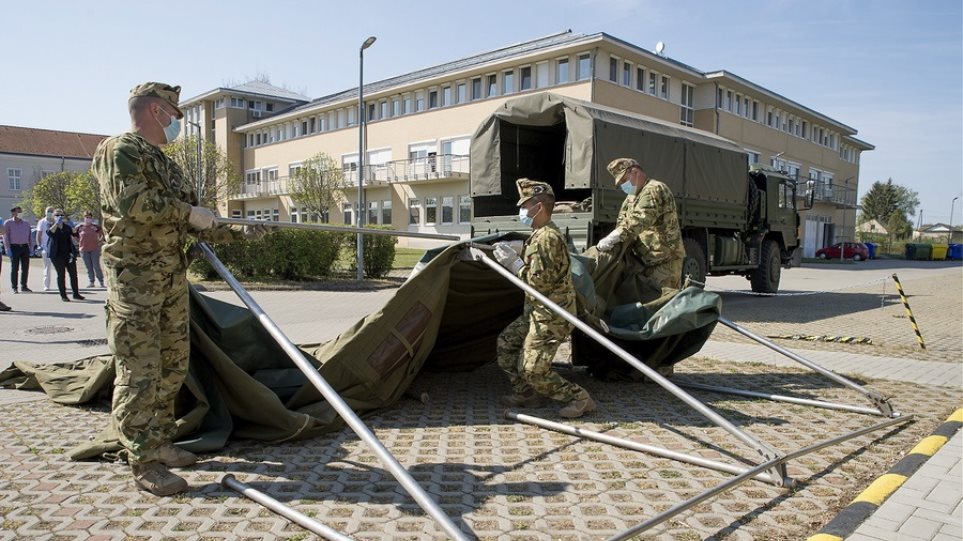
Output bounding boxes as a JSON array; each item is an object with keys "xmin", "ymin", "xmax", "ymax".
[{"xmin": 931, "ymin": 244, "xmax": 948, "ymax": 260}]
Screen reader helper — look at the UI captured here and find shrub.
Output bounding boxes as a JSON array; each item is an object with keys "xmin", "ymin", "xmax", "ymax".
[
  {"xmin": 188, "ymin": 228, "xmax": 348, "ymax": 281},
  {"xmin": 345, "ymin": 225, "xmax": 398, "ymax": 279}
]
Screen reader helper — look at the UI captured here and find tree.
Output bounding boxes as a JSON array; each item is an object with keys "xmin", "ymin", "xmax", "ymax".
[
  {"xmin": 65, "ymin": 171, "xmax": 101, "ymax": 220},
  {"xmin": 22, "ymin": 171, "xmax": 73, "ymax": 217},
  {"xmin": 288, "ymin": 153, "xmax": 347, "ymax": 223},
  {"xmin": 858, "ymin": 178, "xmax": 919, "ymax": 226},
  {"xmin": 164, "ymin": 135, "xmax": 242, "ymax": 208}
]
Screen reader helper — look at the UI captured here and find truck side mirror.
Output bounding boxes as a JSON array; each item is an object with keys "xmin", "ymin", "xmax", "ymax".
[{"xmin": 802, "ymin": 180, "xmax": 816, "ymax": 210}]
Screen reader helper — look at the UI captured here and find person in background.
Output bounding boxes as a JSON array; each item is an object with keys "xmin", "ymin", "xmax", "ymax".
[
  {"xmin": 46, "ymin": 208, "xmax": 84, "ymax": 302},
  {"xmin": 36, "ymin": 206, "xmax": 55, "ymax": 292},
  {"xmin": 0, "ymin": 229, "xmax": 8, "ymax": 311},
  {"xmin": 3, "ymin": 206, "xmax": 33, "ymax": 294},
  {"xmin": 74, "ymin": 210, "xmax": 105, "ymax": 288}
]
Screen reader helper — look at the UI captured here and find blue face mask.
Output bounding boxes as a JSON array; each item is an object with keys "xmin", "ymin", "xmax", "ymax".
[
  {"xmin": 157, "ymin": 108, "xmax": 181, "ymax": 143},
  {"xmin": 518, "ymin": 204, "xmax": 539, "ymax": 227},
  {"xmin": 620, "ymin": 180, "xmax": 635, "ymax": 195}
]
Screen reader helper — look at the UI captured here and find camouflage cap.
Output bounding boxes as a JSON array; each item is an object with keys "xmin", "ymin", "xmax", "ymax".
[
  {"xmin": 129, "ymin": 82, "xmax": 184, "ymax": 119},
  {"xmin": 516, "ymin": 178, "xmax": 554, "ymax": 206},
  {"xmin": 607, "ymin": 157, "xmax": 641, "ymax": 184}
]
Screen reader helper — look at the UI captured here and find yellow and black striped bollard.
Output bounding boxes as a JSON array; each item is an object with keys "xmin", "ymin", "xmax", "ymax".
[{"xmin": 891, "ymin": 273, "xmax": 925, "ymax": 350}]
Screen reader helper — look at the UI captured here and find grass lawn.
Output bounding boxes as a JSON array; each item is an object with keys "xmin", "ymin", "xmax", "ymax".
[{"xmin": 393, "ymin": 247, "xmax": 427, "ymax": 269}]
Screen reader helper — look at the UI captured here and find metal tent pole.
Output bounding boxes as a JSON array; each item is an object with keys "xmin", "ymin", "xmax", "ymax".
[
  {"xmin": 221, "ymin": 474, "xmax": 356, "ymax": 541},
  {"xmin": 200, "ymin": 243, "xmax": 470, "ymax": 541},
  {"xmin": 473, "ymin": 251, "xmax": 788, "ymax": 484},
  {"xmin": 717, "ymin": 316, "xmax": 897, "ymax": 417},
  {"xmin": 507, "ymin": 411, "xmax": 780, "ymax": 485},
  {"xmin": 678, "ymin": 382, "xmax": 885, "ymax": 416},
  {"xmin": 215, "ymin": 216, "xmax": 460, "ymax": 241},
  {"xmin": 604, "ymin": 414, "xmax": 914, "ymax": 541}
]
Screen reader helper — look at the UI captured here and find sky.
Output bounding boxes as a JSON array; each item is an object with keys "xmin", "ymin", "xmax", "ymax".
[{"xmin": 5, "ymin": 0, "xmax": 962, "ymax": 224}]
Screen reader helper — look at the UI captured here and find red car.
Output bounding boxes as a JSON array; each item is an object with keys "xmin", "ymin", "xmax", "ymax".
[{"xmin": 815, "ymin": 242, "xmax": 869, "ymax": 261}]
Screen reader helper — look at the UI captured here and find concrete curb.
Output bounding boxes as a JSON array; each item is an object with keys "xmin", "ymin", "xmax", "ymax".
[{"xmin": 806, "ymin": 407, "xmax": 963, "ymax": 541}]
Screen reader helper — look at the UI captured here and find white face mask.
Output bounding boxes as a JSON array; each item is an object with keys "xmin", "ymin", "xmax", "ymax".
[
  {"xmin": 155, "ymin": 107, "xmax": 181, "ymax": 143},
  {"xmin": 518, "ymin": 203, "xmax": 540, "ymax": 227}
]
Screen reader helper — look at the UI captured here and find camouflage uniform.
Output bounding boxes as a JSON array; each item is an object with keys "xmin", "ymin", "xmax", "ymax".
[
  {"xmin": 92, "ymin": 115, "xmax": 236, "ymax": 465},
  {"xmin": 496, "ymin": 182, "xmax": 590, "ymax": 403},
  {"xmin": 610, "ymin": 158, "xmax": 686, "ymax": 289}
]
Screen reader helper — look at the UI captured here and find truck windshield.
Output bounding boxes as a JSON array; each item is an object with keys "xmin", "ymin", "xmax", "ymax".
[{"xmin": 778, "ymin": 180, "xmax": 796, "ymax": 210}]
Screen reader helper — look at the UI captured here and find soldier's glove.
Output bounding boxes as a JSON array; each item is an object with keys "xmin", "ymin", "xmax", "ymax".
[
  {"xmin": 242, "ymin": 224, "xmax": 274, "ymax": 241},
  {"xmin": 188, "ymin": 206, "xmax": 216, "ymax": 230},
  {"xmin": 596, "ymin": 228, "xmax": 623, "ymax": 252},
  {"xmin": 493, "ymin": 242, "xmax": 524, "ymax": 276}
]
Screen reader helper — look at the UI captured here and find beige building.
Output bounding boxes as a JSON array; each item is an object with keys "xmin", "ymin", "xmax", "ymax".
[{"xmin": 181, "ymin": 31, "xmax": 872, "ymax": 253}]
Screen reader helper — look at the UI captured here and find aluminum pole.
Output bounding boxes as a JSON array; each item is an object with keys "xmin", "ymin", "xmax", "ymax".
[
  {"xmin": 222, "ymin": 474, "xmax": 356, "ymax": 541},
  {"xmin": 507, "ymin": 411, "xmax": 780, "ymax": 485},
  {"xmin": 717, "ymin": 316, "xmax": 896, "ymax": 417},
  {"xmin": 678, "ymin": 382, "xmax": 885, "ymax": 416},
  {"xmin": 474, "ymin": 251, "xmax": 787, "ymax": 478},
  {"xmin": 215, "ymin": 216, "xmax": 459, "ymax": 241},
  {"xmin": 200, "ymin": 243, "xmax": 470, "ymax": 541},
  {"xmin": 605, "ymin": 413, "xmax": 914, "ymax": 541}
]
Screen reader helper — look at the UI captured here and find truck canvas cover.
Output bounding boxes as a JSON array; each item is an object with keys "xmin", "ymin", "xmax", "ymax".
[{"xmin": 470, "ymin": 92, "xmax": 750, "ymax": 212}]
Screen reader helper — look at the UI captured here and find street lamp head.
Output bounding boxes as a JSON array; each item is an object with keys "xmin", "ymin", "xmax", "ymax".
[{"xmin": 361, "ymin": 36, "xmax": 377, "ymax": 50}]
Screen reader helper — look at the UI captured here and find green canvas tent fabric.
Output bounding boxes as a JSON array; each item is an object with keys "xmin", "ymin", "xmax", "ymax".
[{"xmin": 0, "ymin": 238, "xmax": 720, "ymax": 460}]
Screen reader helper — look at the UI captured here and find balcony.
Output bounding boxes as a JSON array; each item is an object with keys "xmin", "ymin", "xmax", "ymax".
[
  {"xmin": 236, "ymin": 154, "xmax": 471, "ymax": 199},
  {"xmin": 803, "ymin": 181, "xmax": 857, "ymax": 208}
]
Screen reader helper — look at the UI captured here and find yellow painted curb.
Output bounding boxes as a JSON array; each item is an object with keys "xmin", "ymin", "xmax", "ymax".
[
  {"xmin": 805, "ymin": 534, "xmax": 843, "ymax": 541},
  {"xmin": 909, "ymin": 435, "xmax": 948, "ymax": 457},
  {"xmin": 853, "ymin": 473, "xmax": 907, "ymax": 506},
  {"xmin": 948, "ymin": 408, "xmax": 963, "ymax": 423}
]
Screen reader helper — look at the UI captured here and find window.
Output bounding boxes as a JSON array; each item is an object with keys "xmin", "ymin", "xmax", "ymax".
[
  {"xmin": 520, "ymin": 66, "xmax": 532, "ymax": 91},
  {"xmin": 743, "ymin": 97, "xmax": 750, "ymax": 119},
  {"xmin": 415, "ymin": 91, "xmax": 426, "ymax": 112},
  {"xmin": 736, "ymin": 94, "xmax": 742, "ymax": 116},
  {"xmin": 726, "ymin": 91, "xmax": 733, "ymax": 111},
  {"xmin": 801, "ymin": 120, "xmax": 808, "ymax": 138},
  {"xmin": 747, "ymin": 150, "xmax": 760, "ymax": 165},
  {"xmin": 680, "ymin": 83, "xmax": 694, "ymax": 127},
  {"xmin": 471, "ymin": 77, "xmax": 482, "ymax": 100},
  {"xmin": 309, "ymin": 118, "xmax": 316, "ymax": 133},
  {"xmin": 636, "ymin": 67, "xmax": 645, "ymax": 91},
  {"xmin": 367, "ymin": 102, "xmax": 376, "ymax": 121},
  {"xmin": 343, "ymin": 202, "xmax": 352, "ymax": 225},
  {"xmin": 456, "ymin": 83, "xmax": 467, "ymax": 104},
  {"xmin": 487, "ymin": 74, "xmax": 498, "ymax": 97},
  {"xmin": 442, "ymin": 196, "xmax": 454, "ymax": 224},
  {"xmin": 288, "ymin": 163, "xmax": 302, "ymax": 177},
  {"xmin": 623, "ymin": 61, "xmax": 631, "ymax": 86},
  {"xmin": 503, "ymin": 70, "xmax": 514, "ymax": 94},
  {"xmin": 7, "ymin": 168, "xmax": 22, "ymax": 190},
  {"xmin": 408, "ymin": 198, "xmax": 421, "ymax": 225},
  {"xmin": 266, "ymin": 103, "xmax": 274, "ymax": 112},
  {"xmin": 609, "ymin": 57, "xmax": 618, "ymax": 82},
  {"xmin": 425, "ymin": 196, "xmax": 437, "ymax": 224},
  {"xmin": 368, "ymin": 201, "xmax": 379, "ymax": 225},
  {"xmin": 648, "ymin": 72, "xmax": 657, "ymax": 94},
  {"xmin": 577, "ymin": 53, "xmax": 591, "ymax": 80},
  {"xmin": 556, "ymin": 58, "xmax": 569, "ymax": 84},
  {"xmin": 392, "ymin": 98, "xmax": 401, "ymax": 116},
  {"xmin": 441, "ymin": 86, "xmax": 451, "ymax": 107},
  {"xmin": 380, "ymin": 101, "xmax": 388, "ymax": 119},
  {"xmin": 381, "ymin": 200, "xmax": 392, "ymax": 225},
  {"xmin": 265, "ymin": 168, "xmax": 279, "ymax": 182},
  {"xmin": 535, "ymin": 63, "xmax": 549, "ymax": 88},
  {"xmin": 752, "ymin": 101, "xmax": 759, "ymax": 121},
  {"xmin": 428, "ymin": 89, "xmax": 438, "ymax": 109},
  {"xmin": 301, "ymin": 121, "xmax": 308, "ymax": 135},
  {"xmin": 459, "ymin": 195, "xmax": 471, "ymax": 223},
  {"xmin": 404, "ymin": 94, "xmax": 412, "ymax": 114},
  {"xmin": 245, "ymin": 170, "xmax": 261, "ymax": 185},
  {"xmin": 272, "ymin": 208, "xmax": 279, "ymax": 221},
  {"xmin": 290, "ymin": 207, "xmax": 299, "ymax": 223}
]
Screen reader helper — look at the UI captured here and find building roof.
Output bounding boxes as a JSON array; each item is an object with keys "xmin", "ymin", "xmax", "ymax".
[
  {"xmin": 181, "ymin": 80, "xmax": 310, "ymax": 106},
  {"xmin": 0, "ymin": 125, "xmax": 107, "ymax": 159}
]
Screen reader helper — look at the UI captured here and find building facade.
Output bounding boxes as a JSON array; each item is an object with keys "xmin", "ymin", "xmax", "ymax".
[
  {"xmin": 181, "ymin": 31, "xmax": 873, "ymax": 254},
  {"xmin": 0, "ymin": 126, "xmax": 107, "ymax": 220}
]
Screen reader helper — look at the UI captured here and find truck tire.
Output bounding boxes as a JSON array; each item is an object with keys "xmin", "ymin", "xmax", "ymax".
[
  {"xmin": 682, "ymin": 237, "xmax": 707, "ymax": 286},
  {"xmin": 750, "ymin": 239, "xmax": 781, "ymax": 294}
]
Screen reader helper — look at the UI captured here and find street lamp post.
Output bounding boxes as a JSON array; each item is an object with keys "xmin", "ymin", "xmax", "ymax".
[
  {"xmin": 950, "ymin": 196, "xmax": 959, "ymax": 244},
  {"xmin": 840, "ymin": 176, "xmax": 854, "ymax": 262},
  {"xmin": 186, "ymin": 120, "xmax": 204, "ymax": 204},
  {"xmin": 356, "ymin": 35, "xmax": 377, "ymax": 281}
]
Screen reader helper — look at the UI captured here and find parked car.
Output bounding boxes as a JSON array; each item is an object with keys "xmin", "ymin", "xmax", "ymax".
[{"xmin": 815, "ymin": 242, "xmax": 869, "ymax": 261}]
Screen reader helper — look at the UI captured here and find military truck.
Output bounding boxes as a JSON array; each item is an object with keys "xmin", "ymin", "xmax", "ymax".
[{"xmin": 469, "ymin": 93, "xmax": 805, "ymax": 293}]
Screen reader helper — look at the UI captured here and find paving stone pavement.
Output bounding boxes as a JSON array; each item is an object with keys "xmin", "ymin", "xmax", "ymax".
[{"xmin": 0, "ymin": 261, "xmax": 960, "ymax": 540}]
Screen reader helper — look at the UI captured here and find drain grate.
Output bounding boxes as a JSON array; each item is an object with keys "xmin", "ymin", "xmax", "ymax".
[{"xmin": 26, "ymin": 325, "xmax": 74, "ymax": 335}]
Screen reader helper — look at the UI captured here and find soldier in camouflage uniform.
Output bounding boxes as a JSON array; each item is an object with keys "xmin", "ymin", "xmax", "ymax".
[
  {"xmin": 596, "ymin": 158, "xmax": 686, "ymax": 289},
  {"xmin": 493, "ymin": 179, "xmax": 596, "ymax": 419},
  {"xmin": 91, "ymin": 82, "xmax": 264, "ymax": 496}
]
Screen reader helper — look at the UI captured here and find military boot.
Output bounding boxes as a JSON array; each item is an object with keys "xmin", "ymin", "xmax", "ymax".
[
  {"xmin": 157, "ymin": 443, "xmax": 198, "ymax": 468},
  {"xmin": 131, "ymin": 461, "xmax": 188, "ymax": 496},
  {"xmin": 502, "ymin": 389, "xmax": 542, "ymax": 408},
  {"xmin": 559, "ymin": 396, "xmax": 597, "ymax": 419}
]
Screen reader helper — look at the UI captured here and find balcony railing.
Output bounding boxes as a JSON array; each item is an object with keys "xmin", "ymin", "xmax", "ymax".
[
  {"xmin": 237, "ymin": 154, "xmax": 471, "ymax": 199},
  {"xmin": 797, "ymin": 180, "xmax": 857, "ymax": 208}
]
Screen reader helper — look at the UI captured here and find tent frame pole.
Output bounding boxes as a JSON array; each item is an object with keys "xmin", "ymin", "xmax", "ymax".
[
  {"xmin": 221, "ymin": 474, "xmax": 356, "ymax": 541},
  {"xmin": 200, "ymin": 243, "xmax": 470, "ymax": 541},
  {"xmin": 677, "ymin": 382, "xmax": 884, "ymax": 416},
  {"xmin": 717, "ymin": 316, "xmax": 897, "ymax": 417},
  {"xmin": 216, "ymin": 216, "xmax": 461, "ymax": 241},
  {"xmin": 506, "ymin": 411, "xmax": 780, "ymax": 484},
  {"xmin": 474, "ymin": 252, "xmax": 789, "ymax": 485},
  {"xmin": 604, "ymin": 414, "xmax": 914, "ymax": 540}
]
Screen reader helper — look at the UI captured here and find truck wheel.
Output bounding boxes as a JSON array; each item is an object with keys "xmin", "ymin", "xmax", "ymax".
[
  {"xmin": 751, "ymin": 239, "xmax": 781, "ymax": 294},
  {"xmin": 682, "ymin": 237, "xmax": 707, "ymax": 286}
]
